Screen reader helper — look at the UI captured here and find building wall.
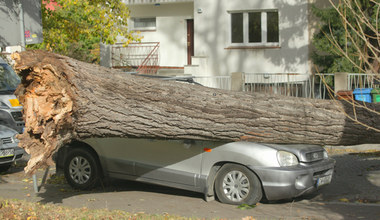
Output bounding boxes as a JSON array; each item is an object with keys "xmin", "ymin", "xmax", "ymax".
[
  {"xmin": 193, "ymin": 0, "xmax": 310, "ymax": 76},
  {"xmin": 125, "ymin": 0, "xmax": 315, "ymax": 77},
  {"xmin": 128, "ymin": 3, "xmax": 193, "ymax": 67}
]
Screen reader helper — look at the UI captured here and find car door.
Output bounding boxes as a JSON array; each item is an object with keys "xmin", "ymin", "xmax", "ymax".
[{"xmin": 89, "ymin": 138, "xmax": 204, "ymax": 187}]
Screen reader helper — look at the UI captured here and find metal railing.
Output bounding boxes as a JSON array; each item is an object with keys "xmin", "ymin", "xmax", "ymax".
[
  {"xmin": 348, "ymin": 73, "xmax": 379, "ymax": 90},
  {"xmin": 137, "ymin": 42, "xmax": 160, "ymax": 74},
  {"xmin": 111, "ymin": 42, "xmax": 160, "ymax": 74},
  {"xmin": 190, "ymin": 73, "xmax": 379, "ymax": 99},
  {"xmin": 192, "ymin": 73, "xmax": 338, "ymax": 99},
  {"xmin": 244, "ymin": 73, "xmax": 336, "ymax": 99},
  {"xmin": 193, "ymin": 76, "xmax": 231, "ymax": 90}
]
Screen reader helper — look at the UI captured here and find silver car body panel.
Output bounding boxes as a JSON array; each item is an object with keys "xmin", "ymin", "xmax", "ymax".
[
  {"xmin": 0, "ymin": 125, "xmax": 24, "ymax": 166},
  {"xmin": 0, "ymin": 94, "xmax": 24, "ymax": 133},
  {"xmin": 79, "ymin": 138, "xmax": 335, "ymax": 201},
  {"xmin": 84, "ymin": 138, "xmax": 205, "ymax": 192},
  {"xmin": 0, "ymin": 58, "xmax": 24, "ymax": 133}
]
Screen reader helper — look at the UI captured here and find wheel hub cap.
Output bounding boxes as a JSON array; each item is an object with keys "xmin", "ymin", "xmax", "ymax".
[
  {"xmin": 222, "ymin": 170, "xmax": 250, "ymax": 202},
  {"xmin": 69, "ymin": 156, "xmax": 91, "ymax": 184}
]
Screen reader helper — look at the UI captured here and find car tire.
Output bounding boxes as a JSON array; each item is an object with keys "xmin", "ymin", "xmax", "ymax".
[
  {"xmin": 63, "ymin": 148, "xmax": 100, "ymax": 190},
  {"xmin": 214, "ymin": 164, "xmax": 262, "ymax": 205},
  {"xmin": 0, "ymin": 163, "xmax": 12, "ymax": 173}
]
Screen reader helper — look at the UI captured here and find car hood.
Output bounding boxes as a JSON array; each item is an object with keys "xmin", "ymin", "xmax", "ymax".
[
  {"xmin": 0, "ymin": 125, "xmax": 18, "ymax": 138},
  {"xmin": 0, "ymin": 94, "xmax": 22, "ymax": 109}
]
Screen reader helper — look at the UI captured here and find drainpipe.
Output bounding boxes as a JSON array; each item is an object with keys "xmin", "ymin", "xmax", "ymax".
[{"xmin": 18, "ymin": 0, "xmax": 25, "ymax": 51}]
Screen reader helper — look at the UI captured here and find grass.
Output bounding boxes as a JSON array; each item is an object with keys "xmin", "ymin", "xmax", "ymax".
[{"xmin": 0, "ymin": 198, "xmax": 192, "ymax": 220}]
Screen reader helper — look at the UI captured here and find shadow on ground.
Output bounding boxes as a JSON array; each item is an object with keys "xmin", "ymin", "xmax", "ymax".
[{"xmin": 36, "ymin": 175, "xmax": 204, "ymax": 205}]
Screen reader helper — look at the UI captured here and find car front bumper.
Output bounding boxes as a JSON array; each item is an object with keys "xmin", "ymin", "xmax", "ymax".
[
  {"xmin": 250, "ymin": 158, "xmax": 335, "ymax": 201},
  {"xmin": 0, "ymin": 144, "xmax": 24, "ymax": 165}
]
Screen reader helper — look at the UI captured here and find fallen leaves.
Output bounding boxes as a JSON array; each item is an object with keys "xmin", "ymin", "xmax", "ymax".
[
  {"xmin": 0, "ymin": 197, "xmax": 190, "ymax": 220},
  {"xmin": 242, "ymin": 216, "xmax": 256, "ymax": 220}
]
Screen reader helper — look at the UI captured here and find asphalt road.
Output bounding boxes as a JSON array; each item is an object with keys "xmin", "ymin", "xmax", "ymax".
[{"xmin": 0, "ymin": 147, "xmax": 379, "ymax": 220}]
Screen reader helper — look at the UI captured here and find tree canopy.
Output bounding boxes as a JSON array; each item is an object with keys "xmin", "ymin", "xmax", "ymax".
[
  {"xmin": 29, "ymin": 0, "xmax": 139, "ymax": 63},
  {"xmin": 312, "ymin": 0, "xmax": 379, "ymax": 74}
]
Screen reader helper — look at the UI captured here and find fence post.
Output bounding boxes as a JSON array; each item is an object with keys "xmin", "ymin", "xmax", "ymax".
[
  {"xmin": 334, "ymin": 72, "xmax": 348, "ymax": 92},
  {"xmin": 100, "ymin": 42, "xmax": 112, "ymax": 68},
  {"xmin": 231, "ymin": 72, "xmax": 244, "ymax": 91}
]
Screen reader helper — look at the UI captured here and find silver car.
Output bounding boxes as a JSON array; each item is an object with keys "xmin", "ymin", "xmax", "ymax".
[
  {"xmin": 56, "ymin": 138, "xmax": 335, "ymax": 205},
  {"xmin": 0, "ymin": 125, "xmax": 24, "ymax": 172}
]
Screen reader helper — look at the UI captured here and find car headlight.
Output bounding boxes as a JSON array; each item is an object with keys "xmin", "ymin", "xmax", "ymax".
[
  {"xmin": 323, "ymin": 150, "xmax": 329, "ymax": 159},
  {"xmin": 277, "ymin": 151, "xmax": 299, "ymax": 167},
  {"xmin": 12, "ymin": 134, "xmax": 20, "ymax": 144}
]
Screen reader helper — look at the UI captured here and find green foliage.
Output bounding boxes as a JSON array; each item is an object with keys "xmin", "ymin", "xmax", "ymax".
[
  {"xmin": 237, "ymin": 204, "xmax": 256, "ymax": 210},
  {"xmin": 28, "ymin": 0, "xmax": 140, "ymax": 63},
  {"xmin": 312, "ymin": 0, "xmax": 379, "ymax": 73}
]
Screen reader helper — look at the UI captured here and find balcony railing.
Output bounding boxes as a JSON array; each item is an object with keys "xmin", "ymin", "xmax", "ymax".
[
  {"xmin": 137, "ymin": 42, "xmax": 160, "ymax": 74},
  {"xmin": 111, "ymin": 42, "xmax": 160, "ymax": 74}
]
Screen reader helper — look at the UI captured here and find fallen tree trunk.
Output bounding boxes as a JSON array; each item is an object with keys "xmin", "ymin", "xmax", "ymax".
[{"xmin": 12, "ymin": 50, "xmax": 380, "ymax": 174}]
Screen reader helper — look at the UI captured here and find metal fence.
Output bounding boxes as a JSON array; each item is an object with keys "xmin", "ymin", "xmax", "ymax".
[
  {"xmin": 192, "ymin": 73, "xmax": 379, "ymax": 100},
  {"xmin": 243, "ymin": 73, "xmax": 335, "ymax": 99},
  {"xmin": 111, "ymin": 42, "xmax": 160, "ymax": 72},
  {"xmin": 193, "ymin": 76, "xmax": 231, "ymax": 90},
  {"xmin": 348, "ymin": 73, "xmax": 379, "ymax": 90},
  {"xmin": 136, "ymin": 42, "xmax": 160, "ymax": 74}
]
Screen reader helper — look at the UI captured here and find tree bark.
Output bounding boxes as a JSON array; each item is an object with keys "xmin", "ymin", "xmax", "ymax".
[{"xmin": 12, "ymin": 50, "xmax": 380, "ymax": 174}]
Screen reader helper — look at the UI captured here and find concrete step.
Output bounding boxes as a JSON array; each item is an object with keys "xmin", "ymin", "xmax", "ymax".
[{"xmin": 157, "ymin": 68, "xmax": 185, "ymax": 76}]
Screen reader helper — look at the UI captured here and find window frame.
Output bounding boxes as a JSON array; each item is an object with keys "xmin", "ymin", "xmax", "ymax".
[{"xmin": 227, "ymin": 10, "xmax": 280, "ymax": 48}]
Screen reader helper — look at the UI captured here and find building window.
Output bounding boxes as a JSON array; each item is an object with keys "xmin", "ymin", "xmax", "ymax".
[
  {"xmin": 231, "ymin": 13, "xmax": 244, "ymax": 43},
  {"xmin": 248, "ymin": 12, "xmax": 262, "ymax": 43},
  {"xmin": 133, "ymin": 18, "xmax": 156, "ymax": 31},
  {"xmin": 230, "ymin": 10, "xmax": 279, "ymax": 46}
]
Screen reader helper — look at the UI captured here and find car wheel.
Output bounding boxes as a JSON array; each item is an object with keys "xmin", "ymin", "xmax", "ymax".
[
  {"xmin": 64, "ymin": 148, "xmax": 100, "ymax": 190},
  {"xmin": 215, "ymin": 164, "xmax": 262, "ymax": 205},
  {"xmin": 0, "ymin": 163, "xmax": 12, "ymax": 173}
]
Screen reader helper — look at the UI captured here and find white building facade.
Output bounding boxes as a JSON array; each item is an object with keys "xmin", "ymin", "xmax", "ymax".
[{"xmin": 117, "ymin": 0, "xmax": 323, "ymax": 79}]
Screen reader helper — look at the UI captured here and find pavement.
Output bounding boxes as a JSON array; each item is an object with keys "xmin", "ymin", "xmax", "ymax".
[
  {"xmin": 0, "ymin": 144, "xmax": 379, "ymax": 219},
  {"xmin": 320, "ymin": 144, "xmax": 380, "ymax": 204}
]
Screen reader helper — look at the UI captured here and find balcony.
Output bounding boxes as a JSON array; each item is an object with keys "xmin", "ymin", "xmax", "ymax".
[{"xmin": 123, "ymin": 0, "xmax": 193, "ymax": 5}]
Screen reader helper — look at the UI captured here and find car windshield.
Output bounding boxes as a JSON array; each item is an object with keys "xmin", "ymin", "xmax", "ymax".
[{"xmin": 0, "ymin": 63, "xmax": 21, "ymax": 93}]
